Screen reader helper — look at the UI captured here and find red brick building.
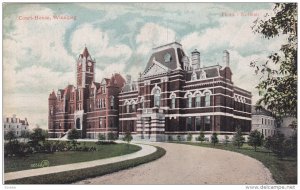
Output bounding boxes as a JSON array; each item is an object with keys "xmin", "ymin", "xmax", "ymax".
[
  {"xmin": 118, "ymin": 42, "xmax": 251, "ymax": 141},
  {"xmin": 48, "ymin": 47, "xmax": 125, "ymax": 138},
  {"xmin": 49, "ymin": 42, "xmax": 252, "ymax": 141}
]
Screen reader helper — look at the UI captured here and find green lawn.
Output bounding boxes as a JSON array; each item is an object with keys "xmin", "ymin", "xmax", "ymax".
[
  {"xmin": 5, "ymin": 146, "xmax": 166, "ymax": 184},
  {"xmin": 175, "ymin": 142, "xmax": 297, "ymax": 184},
  {"xmin": 5, "ymin": 142, "xmax": 141, "ymax": 173}
]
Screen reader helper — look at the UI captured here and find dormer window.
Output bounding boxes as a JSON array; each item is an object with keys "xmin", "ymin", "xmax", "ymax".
[{"xmin": 164, "ymin": 53, "xmax": 172, "ymax": 63}]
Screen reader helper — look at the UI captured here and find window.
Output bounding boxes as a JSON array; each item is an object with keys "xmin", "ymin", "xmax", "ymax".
[
  {"xmin": 195, "ymin": 94, "xmax": 201, "ymax": 107},
  {"xmin": 164, "ymin": 53, "xmax": 172, "ymax": 62},
  {"xmin": 205, "ymin": 92, "xmax": 210, "ymax": 106},
  {"xmin": 154, "ymin": 89, "xmax": 161, "ymax": 107},
  {"xmin": 132, "ymin": 103, "xmax": 136, "ymax": 112},
  {"xmin": 141, "ymin": 98, "xmax": 145, "ymax": 109},
  {"xmin": 262, "ymin": 118, "xmax": 263, "ymax": 124},
  {"xmin": 99, "ymin": 119, "xmax": 103, "ymax": 128},
  {"xmin": 196, "ymin": 117, "xmax": 201, "ymax": 131},
  {"xmin": 171, "ymin": 95, "xmax": 176, "ymax": 109},
  {"xmin": 100, "ymin": 99, "xmax": 102, "ymax": 108},
  {"xmin": 110, "ymin": 96, "xmax": 114, "ymax": 109},
  {"xmin": 187, "ymin": 94, "xmax": 192, "ymax": 108},
  {"xmin": 126, "ymin": 103, "xmax": 130, "ymax": 113},
  {"xmin": 204, "ymin": 116, "xmax": 211, "ymax": 131},
  {"xmin": 186, "ymin": 117, "xmax": 192, "ymax": 131},
  {"xmin": 103, "ymin": 99, "xmax": 105, "ymax": 108}
]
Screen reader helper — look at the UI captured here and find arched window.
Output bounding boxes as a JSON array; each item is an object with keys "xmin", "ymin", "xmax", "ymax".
[
  {"xmin": 205, "ymin": 92, "xmax": 210, "ymax": 106},
  {"xmin": 195, "ymin": 93, "xmax": 201, "ymax": 107},
  {"xmin": 187, "ymin": 94, "xmax": 192, "ymax": 108},
  {"xmin": 100, "ymin": 99, "xmax": 102, "ymax": 108},
  {"xmin": 132, "ymin": 103, "xmax": 136, "ymax": 112},
  {"xmin": 171, "ymin": 95, "xmax": 176, "ymax": 109},
  {"xmin": 110, "ymin": 96, "xmax": 114, "ymax": 109},
  {"xmin": 154, "ymin": 88, "xmax": 161, "ymax": 107}
]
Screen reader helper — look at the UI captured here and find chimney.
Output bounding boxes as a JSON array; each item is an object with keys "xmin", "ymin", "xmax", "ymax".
[
  {"xmin": 223, "ymin": 50, "xmax": 230, "ymax": 67},
  {"xmin": 126, "ymin": 75, "xmax": 131, "ymax": 84},
  {"xmin": 191, "ymin": 49, "xmax": 201, "ymax": 69}
]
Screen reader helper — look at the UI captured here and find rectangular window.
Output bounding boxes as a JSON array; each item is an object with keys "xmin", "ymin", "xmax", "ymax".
[
  {"xmin": 204, "ymin": 116, "xmax": 211, "ymax": 131},
  {"xmin": 186, "ymin": 117, "xmax": 192, "ymax": 131},
  {"xmin": 195, "ymin": 117, "xmax": 201, "ymax": 131}
]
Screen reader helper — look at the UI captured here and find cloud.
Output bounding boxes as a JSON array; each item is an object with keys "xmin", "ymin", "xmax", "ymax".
[
  {"xmin": 70, "ymin": 24, "xmax": 132, "ymax": 64},
  {"xmin": 136, "ymin": 23, "xmax": 176, "ymax": 55}
]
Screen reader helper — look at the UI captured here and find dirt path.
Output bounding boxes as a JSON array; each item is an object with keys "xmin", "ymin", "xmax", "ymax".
[{"xmin": 75, "ymin": 143, "xmax": 275, "ymax": 185}]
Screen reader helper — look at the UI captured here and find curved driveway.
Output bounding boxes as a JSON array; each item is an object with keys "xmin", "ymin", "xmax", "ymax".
[{"xmin": 75, "ymin": 143, "xmax": 275, "ymax": 185}]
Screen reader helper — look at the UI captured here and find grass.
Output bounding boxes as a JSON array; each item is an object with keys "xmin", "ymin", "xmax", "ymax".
[
  {"xmin": 174, "ymin": 141, "xmax": 297, "ymax": 184},
  {"xmin": 5, "ymin": 142, "xmax": 141, "ymax": 173},
  {"xmin": 5, "ymin": 146, "xmax": 166, "ymax": 184}
]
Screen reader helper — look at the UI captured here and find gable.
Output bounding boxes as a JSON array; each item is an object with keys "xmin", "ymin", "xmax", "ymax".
[{"xmin": 143, "ymin": 60, "xmax": 170, "ymax": 77}]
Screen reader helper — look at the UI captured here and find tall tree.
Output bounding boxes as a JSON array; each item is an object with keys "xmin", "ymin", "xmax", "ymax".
[{"xmin": 251, "ymin": 3, "xmax": 297, "ymax": 118}]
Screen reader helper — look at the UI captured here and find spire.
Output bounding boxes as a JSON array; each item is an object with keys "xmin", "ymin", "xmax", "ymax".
[{"xmin": 82, "ymin": 46, "xmax": 90, "ymax": 58}]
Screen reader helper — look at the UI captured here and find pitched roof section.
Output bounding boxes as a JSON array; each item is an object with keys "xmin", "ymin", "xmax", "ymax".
[
  {"xmin": 109, "ymin": 73, "xmax": 126, "ymax": 88},
  {"xmin": 49, "ymin": 90, "xmax": 57, "ymax": 100},
  {"xmin": 252, "ymin": 106, "xmax": 273, "ymax": 116}
]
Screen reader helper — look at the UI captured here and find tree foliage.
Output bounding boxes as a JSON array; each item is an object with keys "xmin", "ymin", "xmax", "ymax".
[
  {"xmin": 232, "ymin": 127, "xmax": 245, "ymax": 149},
  {"xmin": 30, "ymin": 127, "xmax": 46, "ymax": 146},
  {"xmin": 248, "ymin": 130, "xmax": 263, "ymax": 151},
  {"xmin": 196, "ymin": 130, "xmax": 205, "ymax": 143},
  {"xmin": 123, "ymin": 131, "xmax": 133, "ymax": 145},
  {"xmin": 4, "ymin": 130, "xmax": 17, "ymax": 142},
  {"xmin": 67, "ymin": 128, "xmax": 80, "ymax": 141},
  {"xmin": 251, "ymin": 3, "xmax": 297, "ymax": 117},
  {"xmin": 210, "ymin": 132, "xmax": 219, "ymax": 146}
]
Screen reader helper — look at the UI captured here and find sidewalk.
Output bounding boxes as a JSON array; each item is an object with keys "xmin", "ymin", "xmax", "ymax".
[{"xmin": 4, "ymin": 143, "xmax": 156, "ymax": 181}]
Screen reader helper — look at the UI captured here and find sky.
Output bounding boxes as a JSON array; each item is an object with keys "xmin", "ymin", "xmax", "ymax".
[{"xmin": 3, "ymin": 3, "xmax": 287, "ymax": 129}]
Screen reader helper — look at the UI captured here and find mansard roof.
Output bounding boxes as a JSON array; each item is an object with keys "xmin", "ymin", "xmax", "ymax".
[{"xmin": 143, "ymin": 42, "xmax": 186, "ymax": 73}]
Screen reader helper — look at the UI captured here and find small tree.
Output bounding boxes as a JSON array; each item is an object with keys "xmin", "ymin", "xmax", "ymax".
[
  {"xmin": 211, "ymin": 132, "xmax": 219, "ymax": 146},
  {"xmin": 224, "ymin": 135, "xmax": 230, "ymax": 146},
  {"xmin": 67, "ymin": 128, "xmax": 80, "ymax": 149},
  {"xmin": 107, "ymin": 132, "xmax": 116, "ymax": 141},
  {"xmin": 4, "ymin": 129, "xmax": 17, "ymax": 143},
  {"xmin": 20, "ymin": 130, "xmax": 31, "ymax": 142},
  {"xmin": 123, "ymin": 131, "xmax": 133, "ymax": 149},
  {"xmin": 248, "ymin": 130, "xmax": 263, "ymax": 151},
  {"xmin": 98, "ymin": 133, "xmax": 106, "ymax": 141},
  {"xmin": 30, "ymin": 127, "xmax": 46, "ymax": 149},
  {"xmin": 197, "ymin": 130, "xmax": 205, "ymax": 143},
  {"xmin": 270, "ymin": 132, "xmax": 285, "ymax": 158},
  {"xmin": 187, "ymin": 133, "xmax": 192, "ymax": 141},
  {"xmin": 232, "ymin": 127, "xmax": 245, "ymax": 149}
]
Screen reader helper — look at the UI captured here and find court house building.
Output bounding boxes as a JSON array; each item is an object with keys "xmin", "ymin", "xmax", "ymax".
[{"xmin": 48, "ymin": 42, "xmax": 252, "ymax": 141}]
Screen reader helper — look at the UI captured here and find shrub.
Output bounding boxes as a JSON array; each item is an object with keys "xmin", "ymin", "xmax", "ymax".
[
  {"xmin": 224, "ymin": 135, "xmax": 230, "ymax": 146},
  {"xmin": 196, "ymin": 130, "xmax": 205, "ymax": 143},
  {"xmin": 211, "ymin": 132, "xmax": 219, "ymax": 146},
  {"xmin": 177, "ymin": 135, "xmax": 181, "ymax": 141},
  {"xmin": 98, "ymin": 133, "xmax": 106, "ymax": 141},
  {"xmin": 107, "ymin": 132, "xmax": 117, "ymax": 141},
  {"xmin": 168, "ymin": 136, "xmax": 173, "ymax": 141},
  {"xmin": 187, "ymin": 133, "xmax": 192, "ymax": 141}
]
